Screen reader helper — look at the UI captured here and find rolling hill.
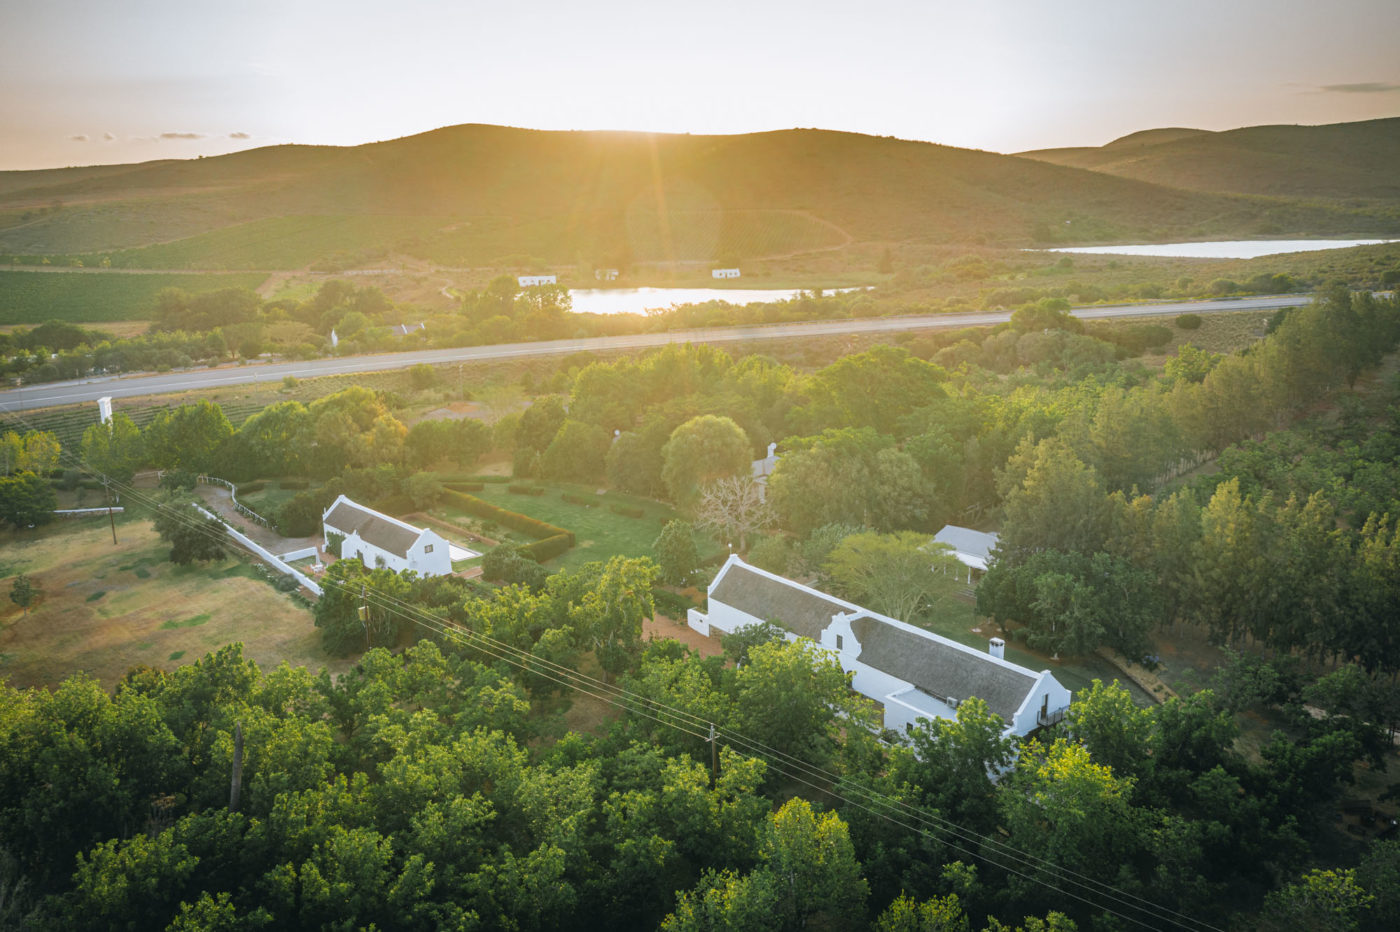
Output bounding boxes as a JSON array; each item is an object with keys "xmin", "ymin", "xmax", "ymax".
[
  {"xmin": 1019, "ymin": 117, "xmax": 1400, "ymax": 202},
  {"xmin": 0, "ymin": 122, "xmax": 1397, "ymax": 270}
]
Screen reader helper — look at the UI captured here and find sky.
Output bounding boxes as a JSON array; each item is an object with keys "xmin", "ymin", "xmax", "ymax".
[{"xmin": 2, "ymin": 0, "xmax": 1398, "ymax": 171}]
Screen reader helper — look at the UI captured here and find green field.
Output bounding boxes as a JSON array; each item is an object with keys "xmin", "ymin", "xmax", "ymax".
[
  {"xmin": 0, "ymin": 270, "xmax": 268, "ymax": 324},
  {"xmin": 432, "ymin": 480, "xmax": 724, "ymax": 571},
  {"xmin": 105, "ymin": 215, "xmax": 451, "ymax": 270}
]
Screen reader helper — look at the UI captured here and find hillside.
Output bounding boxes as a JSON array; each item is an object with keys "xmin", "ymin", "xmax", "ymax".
[
  {"xmin": 1020, "ymin": 116, "xmax": 1400, "ymax": 201},
  {"xmin": 1, "ymin": 124, "xmax": 1395, "ymax": 270}
]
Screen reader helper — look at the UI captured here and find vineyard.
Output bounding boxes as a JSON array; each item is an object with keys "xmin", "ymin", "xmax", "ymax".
[
  {"xmin": 0, "ymin": 270, "xmax": 268, "ymax": 324},
  {"xmin": 104, "ymin": 215, "xmax": 450, "ymax": 270}
]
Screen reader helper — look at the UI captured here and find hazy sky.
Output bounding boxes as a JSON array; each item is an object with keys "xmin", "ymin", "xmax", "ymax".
[{"xmin": 2, "ymin": 0, "xmax": 1398, "ymax": 171}]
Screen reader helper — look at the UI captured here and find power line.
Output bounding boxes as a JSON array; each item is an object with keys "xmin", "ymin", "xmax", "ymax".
[{"xmin": 0, "ymin": 402, "xmax": 1220, "ymax": 931}]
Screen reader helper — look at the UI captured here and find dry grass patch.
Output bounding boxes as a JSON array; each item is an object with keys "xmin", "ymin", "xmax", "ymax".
[{"xmin": 0, "ymin": 519, "xmax": 347, "ymax": 690}]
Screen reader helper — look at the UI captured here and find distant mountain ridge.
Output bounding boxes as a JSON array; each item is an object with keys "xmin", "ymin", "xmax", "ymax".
[
  {"xmin": 1019, "ymin": 117, "xmax": 1400, "ymax": 201},
  {"xmin": 0, "ymin": 120, "xmax": 1396, "ymax": 269}
]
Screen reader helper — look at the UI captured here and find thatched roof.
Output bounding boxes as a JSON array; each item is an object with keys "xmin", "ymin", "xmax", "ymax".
[
  {"xmin": 850, "ymin": 615, "xmax": 1036, "ymax": 723},
  {"xmin": 323, "ymin": 497, "xmax": 422, "ymax": 558},
  {"xmin": 709, "ymin": 562, "xmax": 851, "ymax": 641}
]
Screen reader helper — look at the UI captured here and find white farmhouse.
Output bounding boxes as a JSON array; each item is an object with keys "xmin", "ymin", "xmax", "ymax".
[
  {"xmin": 517, "ymin": 274, "xmax": 558, "ymax": 287},
  {"xmin": 688, "ymin": 556, "xmax": 1070, "ymax": 738},
  {"xmin": 711, "ymin": 268, "xmax": 741, "ymax": 279},
  {"xmin": 932, "ymin": 525, "xmax": 1000, "ymax": 584},
  {"xmin": 322, "ymin": 495, "xmax": 453, "ymax": 577}
]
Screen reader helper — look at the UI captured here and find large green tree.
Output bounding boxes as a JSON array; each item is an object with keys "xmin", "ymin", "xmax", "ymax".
[
  {"xmin": 661, "ymin": 415, "xmax": 752, "ymax": 506},
  {"xmin": 825, "ymin": 532, "xmax": 961, "ymax": 624}
]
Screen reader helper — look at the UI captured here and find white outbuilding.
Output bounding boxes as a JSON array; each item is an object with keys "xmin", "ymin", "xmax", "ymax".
[
  {"xmin": 688, "ymin": 555, "xmax": 1070, "ymax": 738},
  {"xmin": 711, "ymin": 268, "xmax": 741, "ymax": 279},
  {"xmin": 517, "ymin": 274, "xmax": 558, "ymax": 287},
  {"xmin": 932, "ymin": 525, "xmax": 1000, "ymax": 584},
  {"xmin": 322, "ymin": 495, "xmax": 453, "ymax": 577}
]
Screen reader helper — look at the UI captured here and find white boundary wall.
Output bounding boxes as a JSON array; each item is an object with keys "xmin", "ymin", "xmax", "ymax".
[{"xmin": 193, "ymin": 505, "xmax": 322, "ymax": 596}]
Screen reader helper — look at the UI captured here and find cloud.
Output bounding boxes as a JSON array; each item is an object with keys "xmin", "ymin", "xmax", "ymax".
[
  {"xmin": 103, "ymin": 132, "xmax": 116, "ymax": 141},
  {"xmin": 1319, "ymin": 82, "xmax": 1400, "ymax": 94},
  {"xmin": 69, "ymin": 134, "xmax": 89, "ymax": 142},
  {"xmin": 159, "ymin": 132, "xmax": 205, "ymax": 140},
  {"xmin": 229, "ymin": 131, "xmax": 251, "ymax": 139}
]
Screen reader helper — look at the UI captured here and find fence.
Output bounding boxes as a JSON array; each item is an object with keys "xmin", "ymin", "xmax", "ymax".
[
  {"xmin": 192, "ymin": 504, "xmax": 322, "ymax": 597},
  {"xmin": 52, "ymin": 507, "xmax": 125, "ymax": 518},
  {"xmin": 196, "ymin": 475, "xmax": 274, "ymax": 529}
]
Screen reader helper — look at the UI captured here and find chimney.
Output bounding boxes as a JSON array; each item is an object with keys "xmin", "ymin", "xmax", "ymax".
[{"xmin": 989, "ymin": 637, "xmax": 1005, "ymax": 660}]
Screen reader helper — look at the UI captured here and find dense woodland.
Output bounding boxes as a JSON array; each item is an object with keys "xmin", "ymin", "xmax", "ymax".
[{"xmin": 4, "ymin": 284, "xmax": 1400, "ymax": 928}]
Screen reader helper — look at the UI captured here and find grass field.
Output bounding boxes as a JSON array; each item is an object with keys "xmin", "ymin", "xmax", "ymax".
[
  {"xmin": 431, "ymin": 480, "xmax": 724, "ymax": 571},
  {"xmin": 0, "ymin": 517, "xmax": 347, "ymax": 690},
  {"xmin": 0, "ymin": 270, "xmax": 269, "ymax": 324}
]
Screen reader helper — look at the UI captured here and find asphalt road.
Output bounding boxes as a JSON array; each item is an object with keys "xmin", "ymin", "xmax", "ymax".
[{"xmin": 0, "ymin": 295, "xmax": 1311, "ymax": 414}]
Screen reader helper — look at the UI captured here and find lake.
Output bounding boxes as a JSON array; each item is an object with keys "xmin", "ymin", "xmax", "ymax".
[
  {"xmin": 569, "ymin": 286, "xmax": 837, "ymax": 315},
  {"xmin": 1040, "ymin": 238, "xmax": 1399, "ymax": 260}
]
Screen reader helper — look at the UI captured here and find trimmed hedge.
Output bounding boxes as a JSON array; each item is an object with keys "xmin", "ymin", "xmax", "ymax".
[
  {"xmin": 239, "ymin": 481, "xmax": 267, "ymax": 493},
  {"xmin": 278, "ymin": 479, "xmax": 310, "ymax": 490},
  {"xmin": 609, "ymin": 504, "xmax": 645, "ymax": 519},
  {"xmin": 561, "ymin": 493, "xmax": 594, "ymax": 507},
  {"xmin": 507, "ymin": 484, "xmax": 546, "ymax": 496},
  {"xmin": 521, "ymin": 533, "xmax": 573, "ymax": 562},
  {"xmin": 442, "ymin": 489, "xmax": 576, "ymax": 556},
  {"xmin": 444, "ymin": 481, "xmax": 484, "ymax": 493}
]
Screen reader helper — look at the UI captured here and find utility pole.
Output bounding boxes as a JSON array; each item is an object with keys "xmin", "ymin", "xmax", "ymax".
[
  {"xmin": 229, "ymin": 721, "xmax": 244, "ymax": 812},
  {"xmin": 707, "ymin": 722, "xmax": 718, "ymax": 787},
  {"xmin": 104, "ymin": 477, "xmax": 117, "ymax": 545},
  {"xmin": 361, "ymin": 583, "xmax": 370, "ymax": 650}
]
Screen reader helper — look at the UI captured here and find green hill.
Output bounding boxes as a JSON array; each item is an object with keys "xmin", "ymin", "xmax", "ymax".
[
  {"xmin": 1, "ymin": 123, "xmax": 1397, "ymax": 269},
  {"xmin": 1019, "ymin": 117, "xmax": 1400, "ymax": 202}
]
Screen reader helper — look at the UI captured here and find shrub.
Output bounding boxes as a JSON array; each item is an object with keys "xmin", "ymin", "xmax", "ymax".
[
  {"xmin": 520, "ymin": 533, "xmax": 573, "ymax": 562},
  {"xmin": 609, "ymin": 504, "xmax": 645, "ymax": 519},
  {"xmin": 444, "ymin": 481, "xmax": 484, "ymax": 493},
  {"xmin": 561, "ymin": 493, "xmax": 593, "ymax": 507},
  {"xmin": 482, "ymin": 545, "xmax": 549, "ymax": 589},
  {"xmin": 508, "ymin": 483, "xmax": 546, "ymax": 496},
  {"xmin": 239, "ymin": 481, "xmax": 266, "ymax": 493},
  {"xmin": 651, "ymin": 587, "xmax": 695, "ymax": 620},
  {"xmin": 1175, "ymin": 313, "xmax": 1203, "ymax": 330},
  {"xmin": 278, "ymin": 479, "xmax": 310, "ymax": 490}
]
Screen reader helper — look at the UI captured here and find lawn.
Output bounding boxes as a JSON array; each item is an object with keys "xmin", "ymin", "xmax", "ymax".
[
  {"xmin": 432, "ymin": 480, "xmax": 725, "ymax": 572},
  {"xmin": 0, "ymin": 518, "xmax": 348, "ymax": 690}
]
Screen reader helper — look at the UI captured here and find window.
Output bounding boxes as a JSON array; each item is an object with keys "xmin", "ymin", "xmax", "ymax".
[
  {"xmin": 835, "ymin": 635, "xmax": 843, "ymax": 650},
  {"xmin": 905, "ymin": 722, "xmax": 913, "ymax": 734},
  {"xmin": 424, "ymin": 544, "xmax": 433, "ymax": 553}
]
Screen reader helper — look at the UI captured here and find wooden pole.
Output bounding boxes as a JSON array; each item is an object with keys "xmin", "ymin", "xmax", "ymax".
[
  {"xmin": 708, "ymin": 722, "xmax": 718, "ymax": 787},
  {"xmin": 229, "ymin": 721, "xmax": 244, "ymax": 812},
  {"xmin": 105, "ymin": 479, "xmax": 118, "ymax": 545}
]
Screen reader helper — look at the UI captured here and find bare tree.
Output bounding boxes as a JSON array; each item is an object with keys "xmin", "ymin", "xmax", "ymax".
[{"xmin": 695, "ymin": 476, "xmax": 774, "ymax": 553}]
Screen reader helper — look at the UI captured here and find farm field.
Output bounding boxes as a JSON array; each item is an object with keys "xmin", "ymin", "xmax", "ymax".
[
  {"xmin": 432, "ymin": 480, "xmax": 726, "ymax": 571},
  {"xmin": 0, "ymin": 269, "xmax": 269, "ymax": 324},
  {"xmin": 0, "ymin": 517, "xmax": 344, "ymax": 690}
]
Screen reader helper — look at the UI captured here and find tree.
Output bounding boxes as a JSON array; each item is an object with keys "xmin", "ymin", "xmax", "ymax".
[
  {"xmin": 996, "ymin": 438, "xmax": 1108, "ymax": 562},
  {"xmin": 694, "ymin": 476, "xmax": 773, "ymax": 553},
  {"xmin": 824, "ymin": 532, "xmax": 961, "ymax": 624},
  {"xmin": 313, "ymin": 558, "xmax": 413, "ymax": 655},
  {"xmin": 653, "ymin": 520, "xmax": 700, "ymax": 587},
  {"xmin": 901, "ymin": 696, "xmax": 1016, "ymax": 833},
  {"xmin": 0, "ymin": 472, "xmax": 56, "ymax": 529},
  {"xmin": 662, "ymin": 415, "xmax": 752, "ymax": 505},
  {"xmin": 540, "ymin": 419, "xmax": 611, "ymax": 483},
  {"xmin": 8, "ymin": 574, "xmax": 39, "ymax": 616},
  {"xmin": 144, "ymin": 401, "xmax": 234, "ymax": 474},
  {"xmin": 81, "ymin": 414, "xmax": 144, "ymax": 484},
  {"xmin": 1256, "ymin": 868, "xmax": 1373, "ymax": 932},
  {"xmin": 152, "ymin": 501, "xmax": 228, "ymax": 565}
]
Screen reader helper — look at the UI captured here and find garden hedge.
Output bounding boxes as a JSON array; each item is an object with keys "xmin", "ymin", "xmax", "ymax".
[{"xmin": 442, "ymin": 490, "xmax": 576, "ymax": 558}]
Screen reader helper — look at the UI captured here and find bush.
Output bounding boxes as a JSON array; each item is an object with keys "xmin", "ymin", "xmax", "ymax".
[
  {"xmin": 609, "ymin": 504, "xmax": 645, "ymax": 519},
  {"xmin": 278, "ymin": 479, "xmax": 310, "ymax": 490},
  {"xmin": 1175, "ymin": 313, "xmax": 1203, "ymax": 330},
  {"xmin": 239, "ymin": 481, "xmax": 267, "ymax": 493},
  {"xmin": 508, "ymin": 484, "xmax": 546, "ymax": 496},
  {"xmin": 444, "ymin": 481, "xmax": 484, "ymax": 493},
  {"xmin": 561, "ymin": 493, "xmax": 593, "ymax": 507},
  {"xmin": 482, "ymin": 545, "xmax": 549, "ymax": 589},
  {"xmin": 651, "ymin": 587, "xmax": 695, "ymax": 620}
]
